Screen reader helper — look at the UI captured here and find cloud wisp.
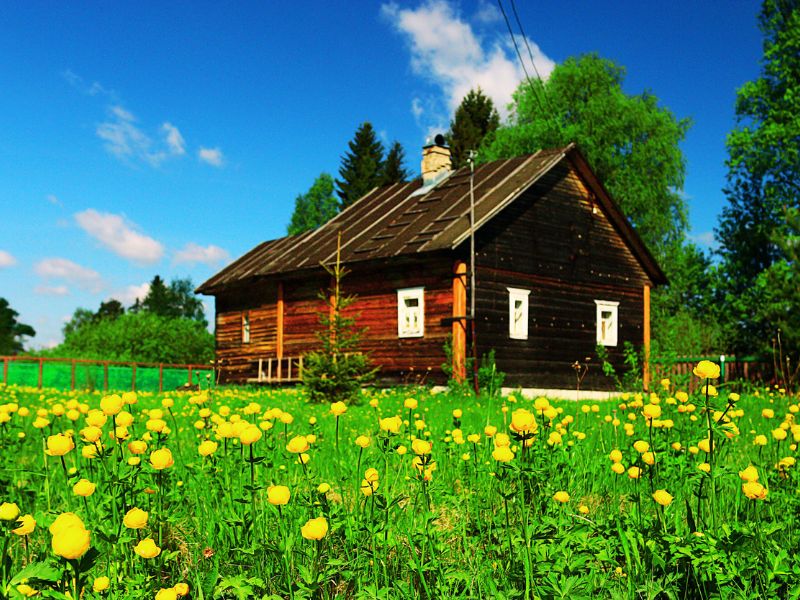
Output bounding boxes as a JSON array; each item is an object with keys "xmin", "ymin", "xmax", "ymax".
[
  {"xmin": 96, "ymin": 106, "xmax": 187, "ymax": 167},
  {"xmin": 34, "ymin": 285, "xmax": 70, "ymax": 297},
  {"xmin": 75, "ymin": 209, "xmax": 164, "ymax": 265},
  {"xmin": 110, "ymin": 282, "xmax": 151, "ymax": 307},
  {"xmin": 198, "ymin": 147, "xmax": 225, "ymax": 167},
  {"xmin": 34, "ymin": 258, "xmax": 104, "ymax": 293},
  {"xmin": 174, "ymin": 242, "xmax": 230, "ymax": 267},
  {"xmin": 0, "ymin": 250, "xmax": 17, "ymax": 268},
  {"xmin": 382, "ymin": 0, "xmax": 555, "ymax": 124}
]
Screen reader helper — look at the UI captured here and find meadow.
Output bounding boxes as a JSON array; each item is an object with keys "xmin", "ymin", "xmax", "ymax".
[{"xmin": 1, "ymin": 362, "xmax": 799, "ymax": 599}]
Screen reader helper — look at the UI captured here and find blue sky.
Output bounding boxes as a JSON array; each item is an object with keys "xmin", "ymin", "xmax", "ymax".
[{"xmin": 0, "ymin": 1, "xmax": 763, "ymax": 349}]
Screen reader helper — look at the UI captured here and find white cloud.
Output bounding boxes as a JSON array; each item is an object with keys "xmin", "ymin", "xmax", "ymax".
[
  {"xmin": 689, "ymin": 231, "xmax": 716, "ymax": 248},
  {"xmin": 34, "ymin": 258, "xmax": 104, "ymax": 293},
  {"xmin": 0, "ymin": 250, "xmax": 17, "ymax": 268},
  {"xmin": 162, "ymin": 122, "xmax": 186, "ymax": 155},
  {"xmin": 474, "ymin": 1, "xmax": 501, "ymax": 24},
  {"xmin": 110, "ymin": 282, "xmax": 151, "ymax": 307},
  {"xmin": 174, "ymin": 243, "xmax": 230, "ymax": 267},
  {"xmin": 382, "ymin": 0, "xmax": 555, "ymax": 121},
  {"xmin": 75, "ymin": 209, "xmax": 164, "ymax": 265},
  {"xmin": 46, "ymin": 194, "xmax": 62, "ymax": 207},
  {"xmin": 34, "ymin": 285, "xmax": 70, "ymax": 297},
  {"xmin": 198, "ymin": 147, "xmax": 224, "ymax": 167},
  {"xmin": 411, "ymin": 97, "xmax": 424, "ymax": 119},
  {"xmin": 96, "ymin": 106, "xmax": 186, "ymax": 167},
  {"xmin": 63, "ymin": 69, "xmax": 116, "ymax": 99}
]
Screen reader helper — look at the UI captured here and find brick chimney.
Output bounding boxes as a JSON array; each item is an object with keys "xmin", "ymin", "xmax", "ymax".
[{"xmin": 421, "ymin": 134, "xmax": 452, "ymax": 186}]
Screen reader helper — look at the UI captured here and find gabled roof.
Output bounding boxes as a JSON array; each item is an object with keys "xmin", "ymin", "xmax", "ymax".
[{"xmin": 197, "ymin": 144, "xmax": 666, "ymax": 294}]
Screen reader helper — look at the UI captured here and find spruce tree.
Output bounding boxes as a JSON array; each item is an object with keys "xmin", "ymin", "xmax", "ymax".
[
  {"xmin": 287, "ymin": 173, "xmax": 339, "ymax": 235},
  {"xmin": 336, "ymin": 122, "xmax": 385, "ymax": 209},
  {"xmin": 381, "ymin": 141, "xmax": 410, "ymax": 184},
  {"xmin": 447, "ymin": 88, "xmax": 500, "ymax": 169}
]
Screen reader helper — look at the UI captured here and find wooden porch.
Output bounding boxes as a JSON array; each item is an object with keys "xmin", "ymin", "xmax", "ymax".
[{"xmin": 246, "ymin": 355, "xmax": 304, "ymax": 384}]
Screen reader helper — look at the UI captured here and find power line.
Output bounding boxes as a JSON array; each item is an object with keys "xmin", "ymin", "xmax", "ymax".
[
  {"xmin": 495, "ymin": 0, "xmax": 548, "ymax": 117},
  {"xmin": 509, "ymin": 0, "xmax": 555, "ymax": 116}
]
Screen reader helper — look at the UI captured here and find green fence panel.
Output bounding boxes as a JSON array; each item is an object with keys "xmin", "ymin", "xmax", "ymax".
[
  {"xmin": 42, "ymin": 363, "xmax": 71, "ymax": 389},
  {"xmin": 7, "ymin": 363, "xmax": 38, "ymax": 387},
  {"xmin": 163, "ymin": 368, "xmax": 190, "ymax": 390},
  {"xmin": 136, "ymin": 367, "xmax": 160, "ymax": 392}
]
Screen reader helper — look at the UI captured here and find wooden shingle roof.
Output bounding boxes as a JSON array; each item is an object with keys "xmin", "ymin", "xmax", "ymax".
[{"xmin": 197, "ymin": 145, "xmax": 666, "ymax": 294}]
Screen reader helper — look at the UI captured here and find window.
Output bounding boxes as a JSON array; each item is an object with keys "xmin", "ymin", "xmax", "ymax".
[
  {"xmin": 397, "ymin": 287, "xmax": 425, "ymax": 338},
  {"xmin": 595, "ymin": 300, "xmax": 619, "ymax": 346},
  {"xmin": 507, "ymin": 287, "xmax": 530, "ymax": 339},
  {"xmin": 242, "ymin": 312, "xmax": 251, "ymax": 344}
]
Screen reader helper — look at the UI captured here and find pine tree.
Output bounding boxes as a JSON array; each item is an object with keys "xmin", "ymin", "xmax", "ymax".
[
  {"xmin": 447, "ymin": 88, "xmax": 500, "ymax": 169},
  {"xmin": 0, "ymin": 298, "xmax": 35, "ymax": 354},
  {"xmin": 336, "ymin": 122, "xmax": 385, "ymax": 209},
  {"xmin": 381, "ymin": 141, "xmax": 410, "ymax": 184},
  {"xmin": 287, "ymin": 173, "xmax": 339, "ymax": 235}
]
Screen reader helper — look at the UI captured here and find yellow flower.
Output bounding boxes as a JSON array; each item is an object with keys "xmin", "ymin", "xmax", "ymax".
[
  {"xmin": 701, "ymin": 385, "xmax": 718, "ymax": 397},
  {"xmin": 115, "ymin": 411, "xmax": 134, "ymax": 427},
  {"xmin": 652, "ymin": 489, "xmax": 673, "ymax": 506},
  {"xmin": 134, "ymin": 537, "xmax": 161, "ymax": 559},
  {"xmin": 318, "ymin": 483, "xmax": 331, "ymax": 494},
  {"xmin": 762, "ymin": 408, "xmax": 775, "ymax": 419},
  {"xmin": 754, "ymin": 434, "xmax": 768, "ymax": 446},
  {"xmin": 609, "ymin": 449, "xmax": 622, "ymax": 463},
  {"xmin": 360, "ymin": 478, "xmax": 378, "ymax": 496},
  {"xmin": 627, "ymin": 466, "xmax": 641, "ymax": 479},
  {"xmin": 742, "ymin": 481, "xmax": 768, "ymax": 500},
  {"xmin": 412, "ymin": 439, "xmax": 432, "ymax": 455},
  {"xmin": 128, "ymin": 440, "xmax": 147, "ymax": 455},
  {"xmin": 364, "ymin": 468, "xmax": 379, "ymax": 483},
  {"xmin": 611, "ymin": 462, "xmax": 625, "ymax": 475},
  {"xmin": 452, "ymin": 409, "xmax": 463, "ymax": 419},
  {"xmin": 641, "ymin": 452, "xmax": 655, "ymax": 466},
  {"xmin": 239, "ymin": 425, "xmax": 262, "ymax": 445},
  {"xmin": 552, "ymin": 491, "xmax": 570, "ymax": 503},
  {"xmin": 693, "ymin": 360, "xmax": 720, "ymax": 379},
  {"xmin": 698, "ymin": 462, "xmax": 711, "ymax": 473},
  {"xmin": 0, "ymin": 502, "xmax": 20, "ymax": 521},
  {"xmin": 379, "ymin": 416, "xmax": 402, "ymax": 434},
  {"xmin": 633, "ymin": 440, "xmax": 649, "ymax": 453},
  {"xmin": 150, "ymin": 448, "xmax": 174, "ymax": 470},
  {"xmin": 396, "ymin": 445, "xmax": 407, "ymax": 456},
  {"xmin": 484, "ymin": 425, "xmax": 497, "ymax": 437},
  {"xmin": 50, "ymin": 512, "xmax": 84, "ymax": 535},
  {"xmin": 93, "ymin": 576, "xmax": 110, "ymax": 592},
  {"xmin": 579, "ymin": 505, "xmax": 590, "ymax": 515},
  {"xmin": 369, "ymin": 399, "xmax": 379, "ymax": 408},
  {"xmin": 642, "ymin": 404, "xmax": 662, "ymax": 420},
  {"xmin": 404, "ymin": 398, "xmax": 418, "ymax": 410},
  {"xmin": 73, "ymin": 479, "xmax": 96, "ymax": 497},
  {"xmin": 698, "ymin": 438, "xmax": 712, "ymax": 453},
  {"xmin": 330, "ymin": 401, "xmax": 347, "ymax": 416},
  {"xmin": 16, "ymin": 584, "xmax": 37, "ymax": 598},
  {"xmin": 509, "ymin": 409, "xmax": 538, "ymax": 434},
  {"xmin": 267, "ymin": 485, "xmax": 291, "ymax": 506},
  {"xmin": 739, "ymin": 465, "xmax": 759, "ymax": 482},
  {"xmin": 174, "ymin": 583, "xmax": 190, "ymax": 597},
  {"xmin": 287, "ymin": 435, "xmax": 310, "ymax": 453},
  {"xmin": 675, "ymin": 391, "xmax": 689, "ymax": 402},
  {"xmin": 198, "ymin": 440, "xmax": 218, "ymax": 457},
  {"xmin": 492, "ymin": 446, "xmax": 514, "ymax": 462},
  {"xmin": 46, "ymin": 433, "xmax": 74, "ymax": 456},
  {"xmin": 123, "ymin": 507, "xmax": 149, "ymax": 529},
  {"xmin": 100, "ymin": 394, "xmax": 124, "ymax": 416},
  {"xmin": 772, "ymin": 428, "xmax": 787, "ymax": 441},
  {"xmin": 12, "ymin": 514, "xmax": 36, "ymax": 536},
  {"xmin": 155, "ymin": 588, "xmax": 178, "ymax": 600},
  {"xmin": 301, "ymin": 516, "xmax": 329, "ymax": 540},
  {"xmin": 52, "ymin": 523, "xmax": 91, "ymax": 559},
  {"xmin": 80, "ymin": 426, "xmax": 103, "ymax": 443}
]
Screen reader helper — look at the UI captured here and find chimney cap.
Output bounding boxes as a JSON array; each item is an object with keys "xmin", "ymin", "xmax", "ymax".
[{"xmin": 423, "ymin": 133, "xmax": 448, "ymax": 149}]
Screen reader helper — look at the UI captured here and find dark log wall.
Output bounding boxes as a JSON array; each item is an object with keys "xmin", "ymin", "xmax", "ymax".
[
  {"xmin": 213, "ymin": 257, "xmax": 453, "ymax": 384},
  {"xmin": 215, "ymin": 280, "xmax": 278, "ymax": 384},
  {"xmin": 473, "ymin": 159, "xmax": 651, "ymax": 389}
]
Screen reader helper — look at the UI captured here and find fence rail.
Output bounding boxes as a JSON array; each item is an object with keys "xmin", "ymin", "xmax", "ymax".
[
  {"xmin": 1, "ymin": 356, "xmax": 214, "ymax": 393},
  {"xmin": 651, "ymin": 355, "xmax": 776, "ymax": 392}
]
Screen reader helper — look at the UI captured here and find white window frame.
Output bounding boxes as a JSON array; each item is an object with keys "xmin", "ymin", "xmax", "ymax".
[
  {"xmin": 242, "ymin": 312, "xmax": 251, "ymax": 344},
  {"xmin": 594, "ymin": 300, "xmax": 619, "ymax": 347},
  {"xmin": 507, "ymin": 287, "xmax": 530, "ymax": 340},
  {"xmin": 397, "ymin": 287, "xmax": 425, "ymax": 338}
]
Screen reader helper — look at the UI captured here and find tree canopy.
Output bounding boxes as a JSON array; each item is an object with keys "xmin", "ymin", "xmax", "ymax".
[
  {"xmin": 0, "ymin": 298, "xmax": 35, "ymax": 355},
  {"xmin": 381, "ymin": 141, "xmax": 411, "ymax": 185},
  {"xmin": 480, "ymin": 54, "xmax": 691, "ymax": 262},
  {"xmin": 336, "ymin": 122, "xmax": 386, "ymax": 209},
  {"xmin": 287, "ymin": 173, "xmax": 339, "ymax": 236},
  {"xmin": 446, "ymin": 87, "xmax": 500, "ymax": 169},
  {"xmin": 132, "ymin": 276, "xmax": 206, "ymax": 326}
]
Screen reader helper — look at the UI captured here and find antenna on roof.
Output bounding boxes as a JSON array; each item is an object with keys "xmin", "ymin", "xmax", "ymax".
[{"xmin": 468, "ymin": 149, "xmax": 479, "ymax": 395}]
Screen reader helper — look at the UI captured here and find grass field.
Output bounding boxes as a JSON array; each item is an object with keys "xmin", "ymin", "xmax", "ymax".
[{"xmin": 1, "ymin": 365, "xmax": 798, "ymax": 599}]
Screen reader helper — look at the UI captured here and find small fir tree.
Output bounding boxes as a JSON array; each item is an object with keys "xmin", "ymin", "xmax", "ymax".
[
  {"xmin": 303, "ymin": 233, "xmax": 376, "ymax": 403},
  {"xmin": 446, "ymin": 87, "xmax": 500, "ymax": 169},
  {"xmin": 381, "ymin": 141, "xmax": 410, "ymax": 184}
]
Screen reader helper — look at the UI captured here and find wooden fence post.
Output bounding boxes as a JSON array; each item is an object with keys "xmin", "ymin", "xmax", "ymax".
[
  {"xmin": 188, "ymin": 365, "xmax": 193, "ymax": 386},
  {"xmin": 38, "ymin": 358, "xmax": 44, "ymax": 389},
  {"xmin": 70, "ymin": 360, "xmax": 76, "ymax": 391},
  {"xmin": 159, "ymin": 364, "xmax": 164, "ymax": 393},
  {"xmin": 103, "ymin": 363, "xmax": 109, "ymax": 391}
]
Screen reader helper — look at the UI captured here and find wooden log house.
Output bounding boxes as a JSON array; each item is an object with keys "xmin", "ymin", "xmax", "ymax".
[{"xmin": 197, "ymin": 141, "xmax": 667, "ymax": 390}]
